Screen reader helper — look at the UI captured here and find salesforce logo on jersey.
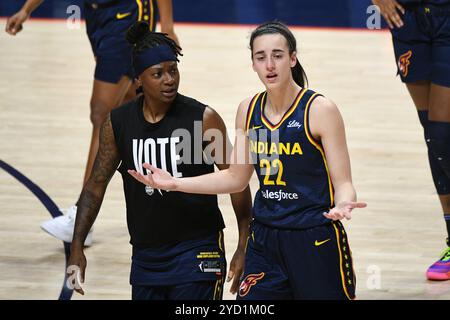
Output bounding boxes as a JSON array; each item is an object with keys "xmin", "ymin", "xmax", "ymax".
[{"xmin": 260, "ymin": 189, "xmax": 299, "ymax": 201}]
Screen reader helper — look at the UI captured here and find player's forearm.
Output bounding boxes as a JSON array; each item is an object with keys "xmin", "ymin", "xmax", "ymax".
[
  {"xmin": 229, "ymin": 186, "xmax": 252, "ymax": 250},
  {"xmin": 156, "ymin": 0, "xmax": 175, "ymax": 32},
  {"xmin": 333, "ymin": 181, "xmax": 357, "ymax": 205},
  {"xmin": 174, "ymin": 166, "xmax": 248, "ymax": 195},
  {"xmin": 71, "ymin": 182, "xmax": 106, "ymax": 249},
  {"xmin": 22, "ymin": 0, "xmax": 44, "ymax": 15}
]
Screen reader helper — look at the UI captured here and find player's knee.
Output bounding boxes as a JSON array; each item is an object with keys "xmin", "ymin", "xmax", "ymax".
[
  {"xmin": 90, "ymin": 101, "xmax": 110, "ymax": 127},
  {"xmin": 428, "ymin": 121, "xmax": 450, "ymax": 178},
  {"xmin": 417, "ymin": 110, "xmax": 429, "ymax": 129}
]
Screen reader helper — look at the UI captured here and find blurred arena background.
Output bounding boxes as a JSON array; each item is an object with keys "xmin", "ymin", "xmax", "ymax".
[{"xmin": 1, "ymin": 0, "xmax": 449, "ymax": 300}]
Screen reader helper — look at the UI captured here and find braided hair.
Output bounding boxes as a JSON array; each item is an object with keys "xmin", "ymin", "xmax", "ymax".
[{"xmin": 126, "ymin": 21, "xmax": 182, "ymax": 59}]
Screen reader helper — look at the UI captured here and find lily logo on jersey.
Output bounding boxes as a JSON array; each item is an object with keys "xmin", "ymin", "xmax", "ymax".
[
  {"xmin": 287, "ymin": 120, "xmax": 302, "ymax": 129},
  {"xmin": 116, "ymin": 12, "xmax": 131, "ymax": 19}
]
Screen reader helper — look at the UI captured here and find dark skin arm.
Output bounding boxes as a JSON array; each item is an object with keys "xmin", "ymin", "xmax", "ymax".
[
  {"xmin": 203, "ymin": 106, "xmax": 252, "ymax": 294},
  {"xmin": 66, "ymin": 113, "xmax": 120, "ymax": 295},
  {"xmin": 5, "ymin": 0, "xmax": 44, "ymax": 35}
]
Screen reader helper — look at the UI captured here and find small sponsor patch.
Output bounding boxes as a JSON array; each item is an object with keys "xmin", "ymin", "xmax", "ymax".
[
  {"xmin": 197, "ymin": 251, "xmax": 221, "ymax": 259},
  {"xmin": 198, "ymin": 260, "xmax": 222, "ymax": 273}
]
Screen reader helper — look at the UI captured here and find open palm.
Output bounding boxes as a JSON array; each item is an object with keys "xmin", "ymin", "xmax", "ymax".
[
  {"xmin": 128, "ymin": 163, "xmax": 177, "ymax": 191},
  {"xmin": 324, "ymin": 201, "xmax": 367, "ymax": 221}
]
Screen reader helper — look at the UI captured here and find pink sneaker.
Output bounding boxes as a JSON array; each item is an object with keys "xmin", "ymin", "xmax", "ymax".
[{"xmin": 426, "ymin": 247, "xmax": 450, "ymax": 281}]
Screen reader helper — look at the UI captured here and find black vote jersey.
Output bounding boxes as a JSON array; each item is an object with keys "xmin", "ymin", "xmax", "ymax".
[{"xmin": 111, "ymin": 94, "xmax": 225, "ymax": 248}]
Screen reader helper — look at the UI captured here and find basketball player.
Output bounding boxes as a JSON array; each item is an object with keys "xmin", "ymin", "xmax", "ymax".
[
  {"xmin": 373, "ymin": 0, "xmax": 450, "ymax": 280},
  {"xmin": 128, "ymin": 21, "xmax": 367, "ymax": 299},
  {"xmin": 5, "ymin": 0, "xmax": 179, "ymax": 246},
  {"xmin": 66, "ymin": 22, "xmax": 252, "ymax": 299}
]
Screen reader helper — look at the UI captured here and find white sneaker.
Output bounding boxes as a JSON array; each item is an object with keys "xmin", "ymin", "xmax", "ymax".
[{"xmin": 40, "ymin": 205, "xmax": 93, "ymax": 246}]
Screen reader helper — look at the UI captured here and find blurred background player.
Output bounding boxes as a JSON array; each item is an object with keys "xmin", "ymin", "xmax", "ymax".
[
  {"xmin": 373, "ymin": 0, "xmax": 450, "ymax": 280},
  {"xmin": 128, "ymin": 21, "xmax": 367, "ymax": 299},
  {"xmin": 66, "ymin": 23, "xmax": 252, "ymax": 299},
  {"xmin": 5, "ymin": 0, "xmax": 179, "ymax": 246}
]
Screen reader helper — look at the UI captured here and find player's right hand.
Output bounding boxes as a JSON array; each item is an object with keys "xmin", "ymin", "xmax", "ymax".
[
  {"xmin": 5, "ymin": 10, "xmax": 29, "ymax": 35},
  {"xmin": 128, "ymin": 163, "xmax": 177, "ymax": 191},
  {"xmin": 372, "ymin": 0, "xmax": 405, "ymax": 29},
  {"xmin": 66, "ymin": 250, "xmax": 87, "ymax": 295}
]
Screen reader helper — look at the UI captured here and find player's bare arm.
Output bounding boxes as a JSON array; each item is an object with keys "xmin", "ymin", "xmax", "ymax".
[
  {"xmin": 156, "ymin": 0, "xmax": 180, "ymax": 46},
  {"xmin": 203, "ymin": 106, "xmax": 253, "ymax": 294},
  {"xmin": 309, "ymin": 96, "xmax": 367, "ymax": 221},
  {"xmin": 128, "ymin": 99, "xmax": 255, "ymax": 194},
  {"xmin": 67, "ymin": 113, "xmax": 120, "ymax": 295},
  {"xmin": 5, "ymin": 0, "xmax": 43, "ymax": 35}
]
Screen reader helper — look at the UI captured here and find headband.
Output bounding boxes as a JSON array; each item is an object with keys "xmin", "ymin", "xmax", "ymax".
[{"xmin": 133, "ymin": 45, "xmax": 177, "ymax": 77}]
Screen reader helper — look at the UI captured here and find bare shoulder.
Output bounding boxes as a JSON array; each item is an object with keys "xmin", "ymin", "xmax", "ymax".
[
  {"xmin": 309, "ymin": 95, "xmax": 344, "ymax": 138},
  {"xmin": 238, "ymin": 96, "xmax": 254, "ymax": 113},
  {"xmin": 235, "ymin": 96, "xmax": 255, "ymax": 129},
  {"xmin": 203, "ymin": 105, "xmax": 226, "ymax": 131},
  {"xmin": 310, "ymin": 95, "xmax": 340, "ymax": 115},
  {"xmin": 203, "ymin": 105, "xmax": 220, "ymax": 121}
]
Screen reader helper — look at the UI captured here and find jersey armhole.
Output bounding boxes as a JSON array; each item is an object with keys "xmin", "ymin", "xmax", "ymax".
[
  {"xmin": 245, "ymin": 93, "xmax": 262, "ymax": 133},
  {"xmin": 303, "ymin": 93, "xmax": 324, "ymax": 150}
]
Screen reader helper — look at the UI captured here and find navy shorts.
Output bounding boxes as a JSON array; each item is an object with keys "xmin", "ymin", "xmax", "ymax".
[
  {"xmin": 84, "ymin": 0, "xmax": 156, "ymax": 83},
  {"xmin": 391, "ymin": 3, "xmax": 450, "ymax": 87},
  {"xmin": 130, "ymin": 231, "xmax": 226, "ymax": 300},
  {"xmin": 237, "ymin": 220, "xmax": 355, "ymax": 300},
  {"xmin": 132, "ymin": 281, "xmax": 222, "ymax": 300}
]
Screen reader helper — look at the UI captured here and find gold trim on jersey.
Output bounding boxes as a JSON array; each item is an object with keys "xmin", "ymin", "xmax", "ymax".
[
  {"xmin": 218, "ymin": 230, "xmax": 224, "ymax": 253},
  {"xmin": 149, "ymin": 0, "xmax": 154, "ymax": 30},
  {"xmin": 213, "ymin": 277, "xmax": 223, "ymax": 300},
  {"xmin": 332, "ymin": 222, "xmax": 353, "ymax": 300},
  {"xmin": 245, "ymin": 93, "xmax": 263, "ymax": 133},
  {"xmin": 212, "ymin": 230, "xmax": 225, "ymax": 300},
  {"xmin": 136, "ymin": 0, "xmax": 143, "ymax": 21},
  {"xmin": 261, "ymin": 88, "xmax": 307, "ymax": 131},
  {"xmin": 303, "ymin": 93, "xmax": 334, "ymax": 207}
]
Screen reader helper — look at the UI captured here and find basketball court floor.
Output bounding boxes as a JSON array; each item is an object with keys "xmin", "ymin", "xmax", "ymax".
[{"xmin": 1, "ymin": 20, "xmax": 449, "ymax": 299}]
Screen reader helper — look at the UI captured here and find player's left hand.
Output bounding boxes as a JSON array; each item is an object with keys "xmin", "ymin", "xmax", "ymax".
[
  {"xmin": 324, "ymin": 201, "xmax": 367, "ymax": 221},
  {"xmin": 227, "ymin": 248, "xmax": 245, "ymax": 294}
]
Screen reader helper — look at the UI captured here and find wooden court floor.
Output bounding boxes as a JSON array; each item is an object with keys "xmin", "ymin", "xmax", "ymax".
[{"xmin": 0, "ymin": 20, "xmax": 449, "ymax": 300}]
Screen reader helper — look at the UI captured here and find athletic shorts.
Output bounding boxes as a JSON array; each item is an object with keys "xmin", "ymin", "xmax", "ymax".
[
  {"xmin": 84, "ymin": 0, "xmax": 156, "ymax": 83},
  {"xmin": 130, "ymin": 231, "xmax": 226, "ymax": 300},
  {"xmin": 391, "ymin": 3, "xmax": 450, "ymax": 87},
  {"xmin": 237, "ymin": 220, "xmax": 355, "ymax": 300}
]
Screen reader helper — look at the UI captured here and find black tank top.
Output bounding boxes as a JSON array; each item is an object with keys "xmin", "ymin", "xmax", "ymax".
[{"xmin": 111, "ymin": 94, "xmax": 225, "ymax": 248}]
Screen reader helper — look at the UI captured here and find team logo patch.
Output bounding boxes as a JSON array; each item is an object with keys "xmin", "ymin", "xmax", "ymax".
[
  {"xmin": 398, "ymin": 50, "xmax": 412, "ymax": 77},
  {"xmin": 238, "ymin": 272, "xmax": 265, "ymax": 297}
]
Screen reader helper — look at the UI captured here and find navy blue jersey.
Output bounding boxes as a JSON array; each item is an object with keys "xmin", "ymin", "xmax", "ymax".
[
  {"xmin": 398, "ymin": 0, "xmax": 450, "ymax": 5},
  {"xmin": 246, "ymin": 88, "xmax": 333, "ymax": 230}
]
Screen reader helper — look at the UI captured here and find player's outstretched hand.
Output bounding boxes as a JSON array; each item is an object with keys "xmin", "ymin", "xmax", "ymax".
[
  {"xmin": 324, "ymin": 201, "xmax": 367, "ymax": 221},
  {"xmin": 128, "ymin": 163, "xmax": 177, "ymax": 191}
]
